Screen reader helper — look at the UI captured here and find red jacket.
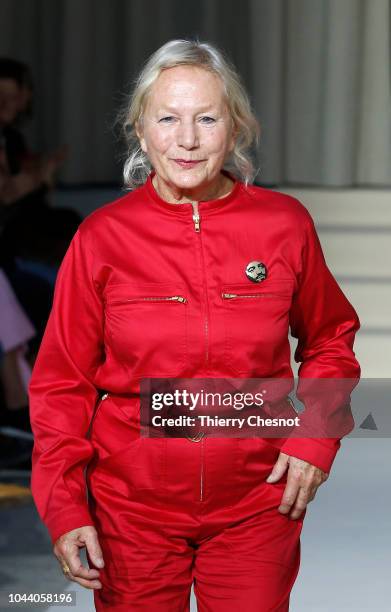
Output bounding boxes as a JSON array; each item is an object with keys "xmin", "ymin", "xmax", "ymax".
[{"xmin": 29, "ymin": 171, "xmax": 360, "ymax": 544}]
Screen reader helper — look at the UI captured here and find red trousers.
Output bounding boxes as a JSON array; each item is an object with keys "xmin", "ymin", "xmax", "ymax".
[{"xmin": 87, "ymin": 420, "xmax": 305, "ymax": 612}]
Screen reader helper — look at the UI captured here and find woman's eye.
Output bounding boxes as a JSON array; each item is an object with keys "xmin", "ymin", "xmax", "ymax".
[
  {"xmin": 158, "ymin": 116, "xmax": 176, "ymax": 123},
  {"xmin": 199, "ymin": 116, "xmax": 216, "ymax": 124}
]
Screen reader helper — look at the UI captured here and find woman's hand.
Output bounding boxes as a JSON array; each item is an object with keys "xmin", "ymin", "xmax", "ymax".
[
  {"xmin": 266, "ymin": 452, "xmax": 329, "ymax": 519},
  {"xmin": 53, "ymin": 525, "xmax": 105, "ymax": 590}
]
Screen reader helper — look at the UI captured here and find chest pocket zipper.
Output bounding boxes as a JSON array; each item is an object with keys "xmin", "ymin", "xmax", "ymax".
[
  {"xmin": 222, "ymin": 292, "xmax": 289, "ymax": 300},
  {"xmin": 108, "ymin": 295, "xmax": 188, "ymax": 305}
]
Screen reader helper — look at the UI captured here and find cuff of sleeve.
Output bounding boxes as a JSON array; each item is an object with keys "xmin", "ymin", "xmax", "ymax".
[
  {"xmin": 46, "ymin": 505, "xmax": 95, "ymax": 545},
  {"xmin": 280, "ymin": 437, "xmax": 341, "ymax": 474}
]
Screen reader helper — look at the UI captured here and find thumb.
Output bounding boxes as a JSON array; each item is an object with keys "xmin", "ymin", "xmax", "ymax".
[
  {"xmin": 85, "ymin": 531, "xmax": 105, "ymax": 568},
  {"xmin": 266, "ymin": 453, "xmax": 289, "ymax": 483}
]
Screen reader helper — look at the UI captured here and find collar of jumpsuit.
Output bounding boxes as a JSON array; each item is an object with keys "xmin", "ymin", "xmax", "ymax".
[{"xmin": 145, "ymin": 168, "xmax": 243, "ymax": 227}]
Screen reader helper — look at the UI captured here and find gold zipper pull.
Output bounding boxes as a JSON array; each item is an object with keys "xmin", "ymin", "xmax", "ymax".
[
  {"xmin": 193, "ymin": 213, "xmax": 200, "ymax": 232},
  {"xmin": 171, "ymin": 296, "xmax": 187, "ymax": 303},
  {"xmin": 191, "ymin": 202, "xmax": 200, "ymax": 232},
  {"xmin": 222, "ymin": 293, "xmax": 237, "ymax": 299}
]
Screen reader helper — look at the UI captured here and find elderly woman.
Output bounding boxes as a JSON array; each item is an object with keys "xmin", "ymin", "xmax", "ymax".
[{"xmin": 29, "ymin": 39, "xmax": 360, "ymax": 611}]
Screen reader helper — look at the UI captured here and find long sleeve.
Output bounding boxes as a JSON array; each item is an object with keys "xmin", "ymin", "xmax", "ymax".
[
  {"xmin": 280, "ymin": 210, "xmax": 361, "ymax": 473},
  {"xmin": 29, "ymin": 225, "xmax": 105, "ymax": 544}
]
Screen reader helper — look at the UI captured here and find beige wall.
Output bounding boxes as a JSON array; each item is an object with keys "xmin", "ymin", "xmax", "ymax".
[{"xmin": 282, "ymin": 188, "xmax": 391, "ymax": 377}]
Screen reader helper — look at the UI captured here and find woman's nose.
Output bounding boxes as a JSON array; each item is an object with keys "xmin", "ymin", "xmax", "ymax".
[{"xmin": 176, "ymin": 121, "xmax": 199, "ymax": 149}]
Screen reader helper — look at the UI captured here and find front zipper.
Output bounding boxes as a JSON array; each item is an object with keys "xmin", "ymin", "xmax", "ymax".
[
  {"xmin": 191, "ymin": 201, "xmax": 200, "ymax": 232},
  {"xmin": 108, "ymin": 295, "xmax": 187, "ymax": 305},
  {"xmin": 190, "ymin": 201, "xmax": 207, "ymax": 502},
  {"xmin": 222, "ymin": 292, "xmax": 283, "ymax": 300},
  {"xmin": 200, "ymin": 436, "xmax": 205, "ymax": 501}
]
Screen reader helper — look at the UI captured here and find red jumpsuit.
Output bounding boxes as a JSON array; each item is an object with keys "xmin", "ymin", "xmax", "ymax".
[{"xmin": 29, "ymin": 170, "xmax": 360, "ymax": 611}]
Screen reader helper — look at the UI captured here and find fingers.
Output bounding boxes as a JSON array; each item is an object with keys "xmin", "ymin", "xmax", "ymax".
[
  {"xmin": 72, "ymin": 576, "xmax": 102, "ymax": 590},
  {"xmin": 278, "ymin": 469, "xmax": 301, "ymax": 516},
  {"xmin": 85, "ymin": 530, "xmax": 105, "ymax": 569},
  {"xmin": 61, "ymin": 563, "xmax": 102, "ymax": 590},
  {"xmin": 54, "ymin": 527, "xmax": 105, "ymax": 591},
  {"xmin": 276, "ymin": 457, "xmax": 328, "ymax": 520},
  {"xmin": 266, "ymin": 452, "xmax": 289, "ymax": 483},
  {"xmin": 67, "ymin": 543, "xmax": 101, "ymax": 580},
  {"xmin": 58, "ymin": 552, "xmax": 102, "ymax": 590},
  {"xmin": 58, "ymin": 545, "xmax": 101, "ymax": 590},
  {"xmin": 287, "ymin": 484, "xmax": 313, "ymax": 520}
]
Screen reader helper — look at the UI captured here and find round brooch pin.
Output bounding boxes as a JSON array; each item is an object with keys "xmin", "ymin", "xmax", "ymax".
[{"xmin": 245, "ymin": 261, "xmax": 267, "ymax": 283}]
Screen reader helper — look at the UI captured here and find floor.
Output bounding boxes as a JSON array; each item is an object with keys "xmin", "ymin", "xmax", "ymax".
[{"xmin": 0, "ymin": 438, "xmax": 389, "ymax": 611}]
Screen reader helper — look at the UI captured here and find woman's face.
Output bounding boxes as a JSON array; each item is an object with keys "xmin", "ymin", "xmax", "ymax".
[{"xmin": 136, "ymin": 65, "xmax": 236, "ymax": 194}]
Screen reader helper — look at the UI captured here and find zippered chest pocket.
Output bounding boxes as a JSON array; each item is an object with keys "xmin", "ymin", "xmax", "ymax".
[
  {"xmin": 220, "ymin": 279, "xmax": 294, "ymax": 375},
  {"xmin": 104, "ymin": 283, "xmax": 188, "ymax": 377}
]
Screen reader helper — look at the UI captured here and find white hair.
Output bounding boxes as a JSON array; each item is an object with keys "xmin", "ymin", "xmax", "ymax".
[{"xmin": 119, "ymin": 38, "xmax": 261, "ymax": 189}]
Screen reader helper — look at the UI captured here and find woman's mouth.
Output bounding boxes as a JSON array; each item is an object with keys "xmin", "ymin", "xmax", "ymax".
[{"xmin": 173, "ymin": 159, "xmax": 204, "ymax": 169}]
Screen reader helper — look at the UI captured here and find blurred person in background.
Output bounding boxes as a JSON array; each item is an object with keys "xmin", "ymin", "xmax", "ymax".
[
  {"xmin": 0, "ymin": 58, "xmax": 67, "ymax": 211},
  {"xmin": 0, "ymin": 58, "xmax": 81, "ymax": 366},
  {"xmin": 1, "ymin": 205, "xmax": 82, "ymax": 360},
  {"xmin": 0, "ymin": 268, "xmax": 35, "ymax": 466}
]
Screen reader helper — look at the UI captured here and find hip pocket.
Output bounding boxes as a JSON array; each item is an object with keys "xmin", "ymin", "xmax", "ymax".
[
  {"xmin": 92, "ymin": 437, "xmax": 166, "ymax": 493},
  {"xmin": 88, "ymin": 394, "xmax": 166, "ymax": 493}
]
